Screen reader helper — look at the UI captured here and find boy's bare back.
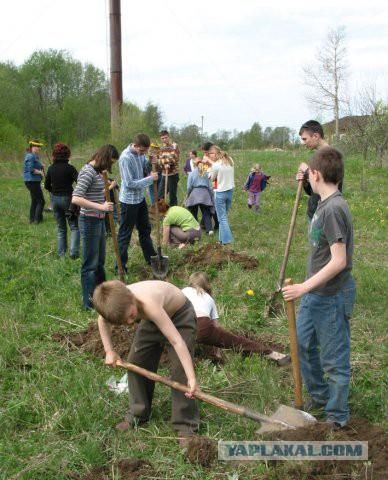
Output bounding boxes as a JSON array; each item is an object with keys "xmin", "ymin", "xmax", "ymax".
[{"xmin": 128, "ymin": 280, "xmax": 186, "ymax": 319}]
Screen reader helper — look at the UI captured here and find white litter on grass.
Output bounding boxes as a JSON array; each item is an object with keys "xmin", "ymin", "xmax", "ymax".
[{"xmin": 106, "ymin": 374, "xmax": 128, "ymax": 394}]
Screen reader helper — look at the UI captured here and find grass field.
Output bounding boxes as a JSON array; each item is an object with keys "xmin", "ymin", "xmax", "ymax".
[{"xmin": 0, "ymin": 148, "xmax": 387, "ymax": 479}]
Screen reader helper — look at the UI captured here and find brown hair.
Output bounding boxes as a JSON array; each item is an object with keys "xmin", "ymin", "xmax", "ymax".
[
  {"xmin": 188, "ymin": 272, "xmax": 212, "ymax": 296},
  {"xmin": 208, "ymin": 145, "xmax": 234, "ymax": 166},
  {"xmin": 52, "ymin": 143, "xmax": 71, "ymax": 163},
  {"xmin": 133, "ymin": 133, "xmax": 151, "ymax": 148},
  {"xmin": 309, "ymin": 146, "xmax": 344, "ymax": 185},
  {"xmin": 89, "ymin": 144, "xmax": 119, "ymax": 173},
  {"xmin": 92, "ymin": 280, "xmax": 135, "ymax": 325}
]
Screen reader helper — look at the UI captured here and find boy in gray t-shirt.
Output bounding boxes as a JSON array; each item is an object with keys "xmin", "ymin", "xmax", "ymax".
[{"xmin": 283, "ymin": 146, "xmax": 356, "ymax": 427}]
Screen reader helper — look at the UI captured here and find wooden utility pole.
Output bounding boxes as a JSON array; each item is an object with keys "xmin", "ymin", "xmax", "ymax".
[{"xmin": 109, "ymin": 0, "xmax": 123, "ymax": 131}]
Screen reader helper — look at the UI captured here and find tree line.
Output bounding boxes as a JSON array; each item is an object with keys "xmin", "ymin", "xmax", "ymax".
[{"xmin": 0, "ymin": 49, "xmax": 297, "ymax": 159}]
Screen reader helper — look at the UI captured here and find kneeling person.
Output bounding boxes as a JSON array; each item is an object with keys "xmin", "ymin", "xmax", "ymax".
[
  {"xmin": 161, "ymin": 203, "xmax": 202, "ymax": 249},
  {"xmin": 93, "ymin": 280, "xmax": 199, "ymax": 439}
]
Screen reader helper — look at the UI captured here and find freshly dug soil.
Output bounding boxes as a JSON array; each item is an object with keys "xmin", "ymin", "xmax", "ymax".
[
  {"xmin": 261, "ymin": 417, "xmax": 388, "ymax": 480},
  {"xmin": 179, "ymin": 243, "xmax": 259, "ymax": 270},
  {"xmin": 186, "ymin": 436, "xmax": 218, "ymax": 467},
  {"xmin": 52, "ymin": 322, "xmax": 284, "ymax": 366},
  {"xmin": 81, "ymin": 458, "xmax": 154, "ymax": 479}
]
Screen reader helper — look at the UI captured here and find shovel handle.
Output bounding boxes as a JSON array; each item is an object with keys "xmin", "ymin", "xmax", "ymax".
[
  {"xmin": 116, "ymin": 359, "xmax": 286, "ymax": 426},
  {"xmin": 276, "ymin": 180, "xmax": 303, "ymax": 291},
  {"xmin": 102, "ymin": 172, "xmax": 125, "ymax": 283},
  {"xmin": 284, "ymin": 278, "xmax": 303, "ymax": 409}
]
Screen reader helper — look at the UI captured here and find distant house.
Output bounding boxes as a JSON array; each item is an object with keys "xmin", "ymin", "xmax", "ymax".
[{"xmin": 323, "ymin": 115, "xmax": 370, "ymax": 141}]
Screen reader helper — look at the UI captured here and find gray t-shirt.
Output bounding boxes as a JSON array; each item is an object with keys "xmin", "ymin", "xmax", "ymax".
[{"xmin": 307, "ymin": 190, "xmax": 353, "ymax": 295}]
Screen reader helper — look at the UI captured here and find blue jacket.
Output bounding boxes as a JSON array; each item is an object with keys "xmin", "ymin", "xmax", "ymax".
[
  {"xmin": 187, "ymin": 169, "xmax": 212, "ymax": 195},
  {"xmin": 23, "ymin": 153, "xmax": 43, "ymax": 182}
]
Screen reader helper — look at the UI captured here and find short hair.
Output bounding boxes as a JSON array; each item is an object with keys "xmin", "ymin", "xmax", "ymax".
[
  {"xmin": 92, "ymin": 280, "xmax": 135, "ymax": 325},
  {"xmin": 133, "ymin": 133, "xmax": 151, "ymax": 148},
  {"xmin": 299, "ymin": 120, "xmax": 324, "ymax": 139},
  {"xmin": 52, "ymin": 143, "xmax": 71, "ymax": 163},
  {"xmin": 89, "ymin": 144, "xmax": 119, "ymax": 173},
  {"xmin": 201, "ymin": 141, "xmax": 213, "ymax": 152},
  {"xmin": 188, "ymin": 271, "xmax": 212, "ymax": 295},
  {"xmin": 190, "ymin": 150, "xmax": 197, "ymax": 156},
  {"xmin": 160, "ymin": 130, "xmax": 169, "ymax": 137},
  {"xmin": 309, "ymin": 146, "xmax": 344, "ymax": 185}
]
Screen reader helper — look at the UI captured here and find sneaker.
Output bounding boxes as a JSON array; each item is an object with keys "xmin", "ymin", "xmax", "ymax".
[
  {"xmin": 208, "ymin": 230, "xmax": 214, "ymax": 236},
  {"xmin": 115, "ymin": 419, "xmax": 148, "ymax": 432},
  {"xmin": 302, "ymin": 397, "xmax": 326, "ymax": 414},
  {"xmin": 276, "ymin": 354, "xmax": 291, "ymax": 367},
  {"xmin": 325, "ymin": 417, "xmax": 347, "ymax": 429},
  {"xmin": 248, "ymin": 204, "xmax": 252, "ymax": 209}
]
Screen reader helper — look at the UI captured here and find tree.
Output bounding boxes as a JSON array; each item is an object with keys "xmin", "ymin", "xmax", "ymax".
[
  {"xmin": 303, "ymin": 26, "xmax": 349, "ymax": 139},
  {"xmin": 243, "ymin": 122, "xmax": 263, "ymax": 149}
]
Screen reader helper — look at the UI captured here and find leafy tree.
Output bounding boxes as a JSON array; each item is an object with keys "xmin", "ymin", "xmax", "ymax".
[
  {"xmin": 144, "ymin": 102, "xmax": 163, "ymax": 138},
  {"xmin": 303, "ymin": 26, "xmax": 349, "ymax": 139},
  {"xmin": 243, "ymin": 122, "xmax": 263, "ymax": 149}
]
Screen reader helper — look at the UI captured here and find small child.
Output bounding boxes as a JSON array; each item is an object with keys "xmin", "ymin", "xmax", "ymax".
[
  {"xmin": 93, "ymin": 279, "xmax": 199, "ymax": 444},
  {"xmin": 282, "ymin": 146, "xmax": 356, "ymax": 428},
  {"xmin": 182, "ymin": 272, "xmax": 290, "ymax": 366},
  {"xmin": 243, "ymin": 164, "xmax": 267, "ymax": 214}
]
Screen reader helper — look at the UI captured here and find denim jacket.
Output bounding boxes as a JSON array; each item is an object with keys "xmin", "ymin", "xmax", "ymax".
[{"xmin": 23, "ymin": 153, "xmax": 43, "ymax": 182}]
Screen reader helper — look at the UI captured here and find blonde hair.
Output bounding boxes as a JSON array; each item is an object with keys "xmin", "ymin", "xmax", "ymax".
[
  {"xmin": 188, "ymin": 272, "xmax": 212, "ymax": 295},
  {"xmin": 208, "ymin": 145, "xmax": 234, "ymax": 166},
  {"xmin": 92, "ymin": 280, "xmax": 135, "ymax": 325},
  {"xmin": 253, "ymin": 163, "xmax": 261, "ymax": 172}
]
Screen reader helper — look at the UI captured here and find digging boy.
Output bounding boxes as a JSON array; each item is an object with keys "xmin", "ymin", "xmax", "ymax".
[
  {"xmin": 283, "ymin": 146, "xmax": 356, "ymax": 427},
  {"xmin": 93, "ymin": 279, "xmax": 199, "ymax": 444}
]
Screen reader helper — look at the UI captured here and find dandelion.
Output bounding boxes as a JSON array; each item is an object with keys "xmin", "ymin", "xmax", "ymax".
[{"xmin": 246, "ymin": 289, "xmax": 254, "ymax": 296}]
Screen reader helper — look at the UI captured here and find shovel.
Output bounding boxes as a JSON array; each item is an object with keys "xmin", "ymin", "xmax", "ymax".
[
  {"xmin": 150, "ymin": 163, "xmax": 169, "ymax": 279},
  {"xmin": 102, "ymin": 172, "xmax": 125, "ymax": 283},
  {"xmin": 116, "ymin": 359, "xmax": 316, "ymax": 432},
  {"xmin": 266, "ymin": 179, "xmax": 303, "ymax": 317}
]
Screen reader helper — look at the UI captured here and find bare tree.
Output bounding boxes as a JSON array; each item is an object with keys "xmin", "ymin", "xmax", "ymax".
[{"xmin": 303, "ymin": 26, "xmax": 349, "ymax": 139}]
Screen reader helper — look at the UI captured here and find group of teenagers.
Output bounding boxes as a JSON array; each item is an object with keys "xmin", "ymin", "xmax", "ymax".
[{"xmin": 23, "ymin": 120, "xmax": 356, "ymax": 446}]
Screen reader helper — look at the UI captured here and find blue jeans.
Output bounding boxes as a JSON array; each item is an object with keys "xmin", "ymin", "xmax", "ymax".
[
  {"xmin": 214, "ymin": 189, "xmax": 233, "ymax": 245},
  {"xmin": 117, "ymin": 200, "xmax": 156, "ymax": 269},
  {"xmin": 52, "ymin": 194, "xmax": 80, "ymax": 257},
  {"xmin": 297, "ymin": 277, "xmax": 356, "ymax": 425},
  {"xmin": 79, "ymin": 215, "xmax": 106, "ymax": 309}
]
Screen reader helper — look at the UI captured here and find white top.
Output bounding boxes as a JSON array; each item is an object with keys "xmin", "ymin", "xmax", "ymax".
[
  {"xmin": 182, "ymin": 287, "xmax": 219, "ymax": 320},
  {"xmin": 209, "ymin": 161, "xmax": 235, "ymax": 192}
]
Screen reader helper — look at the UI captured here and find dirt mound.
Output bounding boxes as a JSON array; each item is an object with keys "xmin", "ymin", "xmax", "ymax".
[
  {"xmin": 262, "ymin": 417, "xmax": 388, "ymax": 480},
  {"xmin": 81, "ymin": 458, "xmax": 154, "ymax": 479},
  {"xmin": 186, "ymin": 436, "xmax": 218, "ymax": 467},
  {"xmin": 179, "ymin": 243, "xmax": 259, "ymax": 270},
  {"xmin": 52, "ymin": 322, "xmax": 282, "ymax": 367}
]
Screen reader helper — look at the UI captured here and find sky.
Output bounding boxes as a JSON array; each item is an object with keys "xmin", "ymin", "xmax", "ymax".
[{"xmin": 1, "ymin": 0, "xmax": 387, "ymax": 136}]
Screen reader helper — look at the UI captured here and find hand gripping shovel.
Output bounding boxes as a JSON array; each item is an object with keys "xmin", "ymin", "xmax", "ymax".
[
  {"xmin": 102, "ymin": 172, "xmax": 125, "ymax": 283},
  {"xmin": 150, "ymin": 163, "xmax": 169, "ymax": 279},
  {"xmin": 266, "ymin": 179, "xmax": 303, "ymax": 317},
  {"xmin": 116, "ymin": 359, "xmax": 316, "ymax": 432}
]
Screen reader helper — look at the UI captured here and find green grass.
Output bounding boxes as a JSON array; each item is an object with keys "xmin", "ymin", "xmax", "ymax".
[{"xmin": 0, "ymin": 149, "xmax": 387, "ymax": 479}]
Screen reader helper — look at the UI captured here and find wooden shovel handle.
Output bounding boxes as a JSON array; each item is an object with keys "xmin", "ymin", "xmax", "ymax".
[
  {"xmin": 102, "ymin": 172, "xmax": 125, "ymax": 283},
  {"xmin": 115, "ymin": 359, "xmax": 287, "ymax": 426},
  {"xmin": 276, "ymin": 180, "xmax": 303, "ymax": 291},
  {"xmin": 284, "ymin": 278, "xmax": 303, "ymax": 409}
]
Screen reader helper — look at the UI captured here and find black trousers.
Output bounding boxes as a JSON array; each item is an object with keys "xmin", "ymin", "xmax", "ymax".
[
  {"xmin": 117, "ymin": 199, "xmax": 156, "ymax": 269},
  {"xmin": 158, "ymin": 174, "xmax": 179, "ymax": 206},
  {"xmin": 25, "ymin": 181, "xmax": 45, "ymax": 223}
]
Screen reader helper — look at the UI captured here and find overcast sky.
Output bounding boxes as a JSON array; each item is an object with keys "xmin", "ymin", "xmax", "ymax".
[{"xmin": 2, "ymin": 0, "xmax": 387, "ymax": 136}]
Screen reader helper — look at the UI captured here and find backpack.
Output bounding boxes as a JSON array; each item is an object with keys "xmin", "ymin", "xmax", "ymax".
[{"xmin": 260, "ymin": 175, "xmax": 271, "ymax": 191}]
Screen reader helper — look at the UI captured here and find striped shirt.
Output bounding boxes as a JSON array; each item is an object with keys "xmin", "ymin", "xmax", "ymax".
[
  {"xmin": 159, "ymin": 142, "xmax": 180, "ymax": 176},
  {"xmin": 73, "ymin": 163, "xmax": 105, "ymax": 216},
  {"xmin": 119, "ymin": 144, "xmax": 153, "ymax": 205}
]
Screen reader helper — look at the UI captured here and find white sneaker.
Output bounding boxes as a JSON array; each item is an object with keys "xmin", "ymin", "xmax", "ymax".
[{"xmin": 208, "ymin": 231, "xmax": 214, "ymax": 236}]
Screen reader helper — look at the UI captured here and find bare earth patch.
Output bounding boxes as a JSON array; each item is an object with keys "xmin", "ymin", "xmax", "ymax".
[
  {"xmin": 80, "ymin": 458, "xmax": 154, "ymax": 479},
  {"xmin": 261, "ymin": 417, "xmax": 388, "ymax": 479}
]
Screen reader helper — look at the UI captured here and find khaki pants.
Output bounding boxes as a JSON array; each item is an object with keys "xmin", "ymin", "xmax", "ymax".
[{"xmin": 126, "ymin": 300, "xmax": 199, "ymax": 434}]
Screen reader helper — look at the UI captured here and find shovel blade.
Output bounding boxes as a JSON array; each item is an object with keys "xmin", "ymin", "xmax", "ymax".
[
  {"xmin": 150, "ymin": 254, "xmax": 169, "ymax": 279},
  {"xmin": 255, "ymin": 404, "xmax": 317, "ymax": 434}
]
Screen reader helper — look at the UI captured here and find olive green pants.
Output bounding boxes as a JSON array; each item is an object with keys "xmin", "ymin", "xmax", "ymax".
[{"xmin": 125, "ymin": 299, "xmax": 199, "ymax": 434}]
